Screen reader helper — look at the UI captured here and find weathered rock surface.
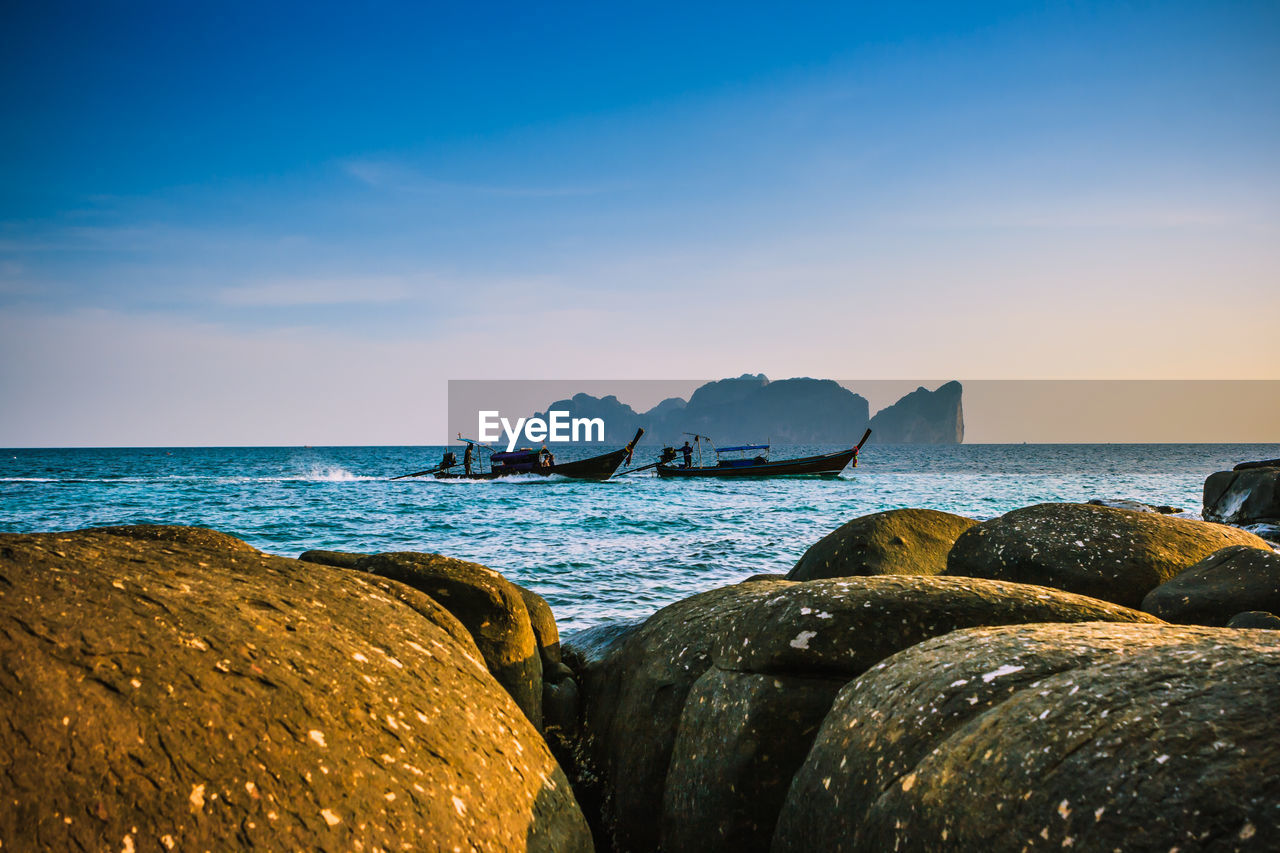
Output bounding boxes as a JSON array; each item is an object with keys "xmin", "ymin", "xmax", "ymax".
[
  {"xmin": 1227, "ymin": 610, "xmax": 1280, "ymax": 629},
  {"xmin": 0, "ymin": 526, "xmax": 591, "ymax": 852},
  {"xmin": 569, "ymin": 576, "xmax": 1157, "ymax": 852},
  {"xmin": 1142, "ymin": 545, "xmax": 1280, "ymax": 625},
  {"xmin": 1205, "ymin": 465, "xmax": 1280, "ymax": 527},
  {"xmin": 787, "ymin": 508, "xmax": 977, "ymax": 581},
  {"xmin": 353, "ymin": 552, "xmax": 544, "ymax": 728},
  {"xmin": 775, "ymin": 622, "xmax": 1280, "ymax": 853},
  {"xmin": 944, "ymin": 502, "xmax": 1270, "ymax": 608},
  {"xmin": 1086, "ymin": 498, "xmax": 1182, "ymax": 514},
  {"xmin": 1234, "ymin": 458, "xmax": 1280, "ymax": 471},
  {"xmin": 298, "ymin": 548, "xmax": 368, "ymax": 569},
  {"xmin": 565, "ymin": 585, "xmax": 779, "ymax": 852}
]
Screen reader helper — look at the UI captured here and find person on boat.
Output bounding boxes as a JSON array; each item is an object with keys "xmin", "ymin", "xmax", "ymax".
[
  {"xmin": 680, "ymin": 441, "xmax": 693, "ymax": 468},
  {"xmin": 463, "ymin": 443, "xmax": 473, "ymax": 476}
]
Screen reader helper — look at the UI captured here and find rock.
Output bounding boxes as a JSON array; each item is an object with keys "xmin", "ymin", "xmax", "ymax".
[
  {"xmin": 1204, "ymin": 466, "xmax": 1280, "ymax": 527},
  {"xmin": 866, "ymin": 380, "xmax": 964, "ymax": 444},
  {"xmin": 1243, "ymin": 522, "xmax": 1280, "ymax": 544},
  {"xmin": 571, "ymin": 576, "xmax": 1157, "ymax": 852},
  {"xmin": 516, "ymin": 584, "xmax": 563, "ymax": 665},
  {"xmin": 561, "ymin": 619, "xmax": 645, "ymax": 671},
  {"xmin": 775, "ymin": 622, "xmax": 1280, "ymax": 853},
  {"xmin": 1086, "ymin": 498, "xmax": 1182, "ymax": 514},
  {"xmin": 740, "ymin": 572, "xmax": 791, "ymax": 583},
  {"xmin": 943, "ymin": 502, "xmax": 1270, "ymax": 608},
  {"xmin": 298, "ymin": 548, "xmax": 369, "ymax": 569},
  {"xmin": 1234, "ymin": 458, "xmax": 1280, "ymax": 471},
  {"xmin": 1142, "ymin": 545, "xmax": 1280, "ymax": 625},
  {"xmin": 353, "ymin": 552, "xmax": 543, "ymax": 729},
  {"xmin": 663, "ymin": 669, "xmax": 846, "ymax": 852},
  {"xmin": 660, "ymin": 577, "xmax": 1157, "ymax": 853},
  {"xmin": 1227, "ymin": 610, "xmax": 1280, "ymax": 629},
  {"xmin": 0, "ymin": 526, "xmax": 591, "ymax": 852},
  {"xmin": 565, "ymin": 585, "xmax": 773, "ymax": 852},
  {"xmin": 787, "ymin": 509, "xmax": 977, "ymax": 580}
]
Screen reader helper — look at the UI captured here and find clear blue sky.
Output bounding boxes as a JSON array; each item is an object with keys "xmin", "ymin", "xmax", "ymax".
[{"xmin": 2, "ymin": 1, "xmax": 1278, "ymax": 444}]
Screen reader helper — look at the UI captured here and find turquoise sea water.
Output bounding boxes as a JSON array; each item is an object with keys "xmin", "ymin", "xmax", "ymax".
[{"xmin": 2, "ymin": 444, "xmax": 1275, "ymax": 631}]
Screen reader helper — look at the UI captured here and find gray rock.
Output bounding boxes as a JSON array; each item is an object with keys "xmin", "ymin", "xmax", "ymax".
[
  {"xmin": 774, "ymin": 622, "xmax": 1280, "ymax": 853},
  {"xmin": 1227, "ymin": 610, "xmax": 1280, "ymax": 629},
  {"xmin": 944, "ymin": 502, "xmax": 1270, "ymax": 608},
  {"xmin": 570, "ymin": 576, "xmax": 1156, "ymax": 852},
  {"xmin": 663, "ymin": 669, "xmax": 845, "ymax": 852},
  {"xmin": 1142, "ymin": 545, "xmax": 1280, "ymax": 626},
  {"xmin": 787, "ymin": 508, "xmax": 977, "ymax": 581},
  {"xmin": 1234, "ymin": 458, "xmax": 1280, "ymax": 471},
  {"xmin": 1204, "ymin": 466, "xmax": 1280, "ymax": 527},
  {"xmin": 0, "ymin": 526, "xmax": 591, "ymax": 852},
  {"xmin": 1086, "ymin": 498, "xmax": 1182, "ymax": 514}
]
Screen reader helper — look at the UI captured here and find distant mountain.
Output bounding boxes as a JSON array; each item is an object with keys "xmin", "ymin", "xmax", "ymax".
[
  {"xmin": 867, "ymin": 381, "xmax": 964, "ymax": 444},
  {"xmin": 532, "ymin": 376, "xmax": 964, "ymax": 445}
]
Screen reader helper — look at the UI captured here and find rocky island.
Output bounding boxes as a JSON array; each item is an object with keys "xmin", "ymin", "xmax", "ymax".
[
  {"xmin": 2, "ymin": 461, "xmax": 1278, "ymax": 850},
  {"xmin": 532, "ymin": 376, "xmax": 965, "ymax": 446}
]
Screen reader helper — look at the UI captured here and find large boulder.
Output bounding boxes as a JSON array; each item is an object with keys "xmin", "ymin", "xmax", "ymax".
[
  {"xmin": 564, "ymin": 585, "xmax": 767, "ymax": 852},
  {"xmin": 569, "ymin": 576, "xmax": 1157, "ymax": 852},
  {"xmin": 1205, "ymin": 465, "xmax": 1280, "ymax": 528},
  {"xmin": 1142, "ymin": 545, "xmax": 1280, "ymax": 625},
  {"xmin": 944, "ymin": 502, "xmax": 1270, "ymax": 608},
  {"xmin": 352, "ymin": 552, "xmax": 544, "ymax": 729},
  {"xmin": 775, "ymin": 622, "xmax": 1280, "ymax": 853},
  {"xmin": 787, "ymin": 508, "xmax": 977, "ymax": 581},
  {"xmin": 0, "ymin": 526, "xmax": 591, "ymax": 852}
]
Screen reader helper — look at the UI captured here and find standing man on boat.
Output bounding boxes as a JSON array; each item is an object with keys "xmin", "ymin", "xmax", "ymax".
[
  {"xmin": 463, "ymin": 443, "xmax": 473, "ymax": 476},
  {"xmin": 680, "ymin": 440, "xmax": 693, "ymax": 468}
]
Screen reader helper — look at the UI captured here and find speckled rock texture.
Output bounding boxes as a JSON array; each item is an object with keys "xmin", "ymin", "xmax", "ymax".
[
  {"xmin": 568, "ymin": 576, "xmax": 1157, "ymax": 853},
  {"xmin": 354, "ymin": 552, "xmax": 545, "ymax": 729},
  {"xmin": 1205, "ymin": 465, "xmax": 1280, "ymax": 528},
  {"xmin": 297, "ymin": 548, "xmax": 369, "ymax": 569},
  {"xmin": 0, "ymin": 526, "xmax": 592, "ymax": 852},
  {"xmin": 944, "ymin": 502, "xmax": 1270, "ymax": 608},
  {"xmin": 303, "ymin": 548, "xmax": 571, "ymax": 729},
  {"xmin": 1142, "ymin": 545, "xmax": 1280, "ymax": 626},
  {"xmin": 787, "ymin": 509, "xmax": 978, "ymax": 581},
  {"xmin": 774, "ymin": 622, "xmax": 1280, "ymax": 853}
]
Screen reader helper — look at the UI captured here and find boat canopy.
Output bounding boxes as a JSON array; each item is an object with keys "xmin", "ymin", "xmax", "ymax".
[
  {"xmin": 491, "ymin": 448, "xmax": 543, "ymax": 463},
  {"xmin": 716, "ymin": 444, "xmax": 769, "ymax": 454}
]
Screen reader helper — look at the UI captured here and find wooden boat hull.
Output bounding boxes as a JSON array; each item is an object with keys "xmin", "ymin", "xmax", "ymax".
[
  {"xmin": 655, "ymin": 446, "xmax": 858, "ymax": 478},
  {"xmin": 434, "ymin": 428, "xmax": 643, "ymax": 481}
]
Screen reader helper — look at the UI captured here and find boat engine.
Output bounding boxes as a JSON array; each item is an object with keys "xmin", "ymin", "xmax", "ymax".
[{"xmin": 440, "ymin": 451, "xmax": 457, "ymax": 469}]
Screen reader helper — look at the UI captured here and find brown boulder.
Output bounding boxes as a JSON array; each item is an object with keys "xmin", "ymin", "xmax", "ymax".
[
  {"xmin": 944, "ymin": 502, "xmax": 1269, "ymax": 608},
  {"xmin": 0, "ymin": 526, "xmax": 591, "ymax": 852},
  {"xmin": 788, "ymin": 509, "xmax": 977, "ymax": 580},
  {"xmin": 353, "ymin": 552, "xmax": 544, "ymax": 728}
]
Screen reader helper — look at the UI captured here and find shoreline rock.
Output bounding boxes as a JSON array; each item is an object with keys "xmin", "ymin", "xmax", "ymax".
[
  {"xmin": 0, "ymin": 526, "xmax": 592, "ymax": 851},
  {"xmin": 943, "ymin": 502, "xmax": 1270, "ymax": 608}
]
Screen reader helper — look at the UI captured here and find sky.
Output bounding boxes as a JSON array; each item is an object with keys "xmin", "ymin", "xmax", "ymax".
[{"xmin": 1, "ymin": 1, "xmax": 1278, "ymax": 445}]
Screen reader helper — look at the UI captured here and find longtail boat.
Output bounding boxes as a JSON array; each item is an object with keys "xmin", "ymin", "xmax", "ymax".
[
  {"xmin": 653, "ymin": 428, "xmax": 870, "ymax": 479},
  {"xmin": 392, "ymin": 428, "xmax": 644, "ymax": 481}
]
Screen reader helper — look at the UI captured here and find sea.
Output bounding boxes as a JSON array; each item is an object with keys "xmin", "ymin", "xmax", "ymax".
[{"xmin": 3, "ymin": 443, "xmax": 1276, "ymax": 632}]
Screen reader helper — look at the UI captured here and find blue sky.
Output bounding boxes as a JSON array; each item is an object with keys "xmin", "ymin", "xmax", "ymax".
[{"xmin": 2, "ymin": 1, "xmax": 1278, "ymax": 444}]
